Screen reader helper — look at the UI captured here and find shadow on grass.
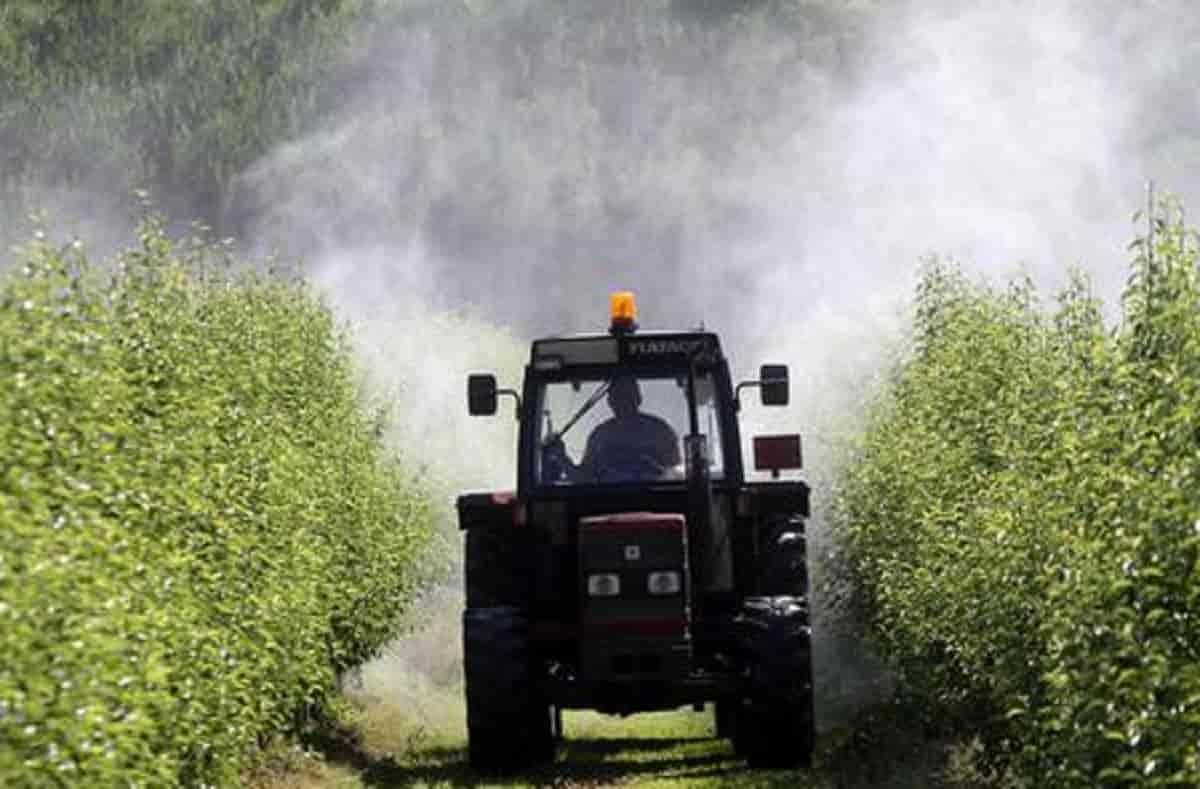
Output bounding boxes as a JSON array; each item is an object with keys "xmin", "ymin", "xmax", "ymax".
[{"xmin": 304, "ymin": 726, "xmax": 753, "ymax": 787}]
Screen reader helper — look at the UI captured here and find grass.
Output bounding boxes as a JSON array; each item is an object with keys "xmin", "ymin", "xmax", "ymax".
[
  {"xmin": 253, "ymin": 692, "xmax": 1005, "ymax": 789},
  {"xmin": 248, "ymin": 590, "xmax": 1008, "ymax": 789}
]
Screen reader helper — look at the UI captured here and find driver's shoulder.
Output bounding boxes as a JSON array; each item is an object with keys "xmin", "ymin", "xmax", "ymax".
[
  {"xmin": 637, "ymin": 412, "xmax": 677, "ymax": 436},
  {"xmin": 590, "ymin": 415, "xmax": 621, "ymax": 436},
  {"xmin": 586, "ymin": 417, "xmax": 622, "ymax": 446}
]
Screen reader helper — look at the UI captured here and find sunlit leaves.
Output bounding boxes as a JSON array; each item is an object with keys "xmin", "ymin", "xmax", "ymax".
[
  {"xmin": 0, "ymin": 222, "xmax": 431, "ymax": 786},
  {"xmin": 837, "ymin": 203, "xmax": 1200, "ymax": 787}
]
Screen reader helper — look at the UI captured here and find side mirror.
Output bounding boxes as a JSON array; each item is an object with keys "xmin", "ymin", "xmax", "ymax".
[
  {"xmin": 760, "ymin": 364, "xmax": 789, "ymax": 406},
  {"xmin": 468, "ymin": 374, "xmax": 498, "ymax": 416}
]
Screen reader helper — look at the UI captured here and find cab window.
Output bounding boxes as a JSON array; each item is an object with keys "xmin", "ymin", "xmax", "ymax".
[{"xmin": 535, "ymin": 371, "xmax": 725, "ymax": 485}]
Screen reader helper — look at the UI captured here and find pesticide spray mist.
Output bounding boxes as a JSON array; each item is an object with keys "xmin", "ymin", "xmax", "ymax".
[{"xmin": 229, "ymin": 0, "xmax": 1200, "ymax": 737}]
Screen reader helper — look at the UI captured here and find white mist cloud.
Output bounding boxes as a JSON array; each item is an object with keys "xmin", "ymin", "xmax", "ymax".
[
  {"xmin": 237, "ymin": 0, "xmax": 1200, "ymax": 727},
  {"xmin": 244, "ymin": 0, "xmax": 1193, "ymax": 372},
  {"xmin": 238, "ymin": 0, "xmax": 1198, "ymax": 594}
]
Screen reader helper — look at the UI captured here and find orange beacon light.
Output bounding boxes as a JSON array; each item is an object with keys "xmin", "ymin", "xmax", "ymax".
[{"xmin": 610, "ymin": 291, "xmax": 637, "ymax": 334}]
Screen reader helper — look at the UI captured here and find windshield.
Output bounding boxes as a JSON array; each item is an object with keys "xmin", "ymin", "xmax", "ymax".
[{"xmin": 536, "ymin": 370, "xmax": 726, "ymax": 485}]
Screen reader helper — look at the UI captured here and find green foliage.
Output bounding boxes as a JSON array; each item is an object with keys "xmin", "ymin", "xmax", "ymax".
[
  {"xmin": 836, "ymin": 203, "xmax": 1200, "ymax": 786},
  {"xmin": 0, "ymin": 0, "xmax": 363, "ymax": 215},
  {"xmin": 0, "ymin": 221, "xmax": 431, "ymax": 786},
  {"xmin": 0, "ymin": 0, "xmax": 879, "ymax": 244}
]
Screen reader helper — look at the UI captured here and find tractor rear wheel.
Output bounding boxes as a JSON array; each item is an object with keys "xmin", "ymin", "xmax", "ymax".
[
  {"xmin": 465, "ymin": 527, "xmax": 533, "ymax": 607},
  {"xmin": 733, "ymin": 596, "xmax": 815, "ymax": 768},
  {"xmin": 464, "ymin": 607, "xmax": 555, "ymax": 770}
]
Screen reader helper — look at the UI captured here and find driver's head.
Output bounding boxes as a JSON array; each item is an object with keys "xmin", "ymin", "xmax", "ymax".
[{"xmin": 606, "ymin": 374, "xmax": 642, "ymax": 418}]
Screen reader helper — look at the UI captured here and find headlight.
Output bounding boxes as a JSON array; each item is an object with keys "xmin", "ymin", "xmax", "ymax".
[
  {"xmin": 587, "ymin": 573, "xmax": 621, "ymax": 597},
  {"xmin": 647, "ymin": 571, "xmax": 682, "ymax": 596}
]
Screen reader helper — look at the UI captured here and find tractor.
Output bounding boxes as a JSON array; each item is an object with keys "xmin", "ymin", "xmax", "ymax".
[{"xmin": 460, "ymin": 292, "xmax": 813, "ymax": 770}]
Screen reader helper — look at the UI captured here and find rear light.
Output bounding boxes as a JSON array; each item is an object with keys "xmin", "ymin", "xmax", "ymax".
[
  {"xmin": 587, "ymin": 573, "xmax": 621, "ymax": 597},
  {"xmin": 647, "ymin": 571, "xmax": 681, "ymax": 596}
]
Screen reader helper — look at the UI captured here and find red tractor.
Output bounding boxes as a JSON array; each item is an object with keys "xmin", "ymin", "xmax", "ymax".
[{"xmin": 461, "ymin": 292, "xmax": 812, "ymax": 770}]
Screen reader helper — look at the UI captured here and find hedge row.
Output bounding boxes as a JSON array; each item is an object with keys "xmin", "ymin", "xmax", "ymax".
[
  {"xmin": 0, "ymin": 222, "xmax": 431, "ymax": 786},
  {"xmin": 837, "ymin": 205, "xmax": 1200, "ymax": 786}
]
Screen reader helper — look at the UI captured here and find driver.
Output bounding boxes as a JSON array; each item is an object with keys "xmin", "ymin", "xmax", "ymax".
[{"xmin": 552, "ymin": 375, "xmax": 681, "ymax": 482}]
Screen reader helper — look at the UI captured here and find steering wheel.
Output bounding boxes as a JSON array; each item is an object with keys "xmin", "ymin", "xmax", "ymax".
[{"xmin": 541, "ymin": 438, "xmax": 571, "ymax": 482}]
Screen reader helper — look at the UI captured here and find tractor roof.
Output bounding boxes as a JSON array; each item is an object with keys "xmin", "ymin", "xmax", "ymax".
[
  {"xmin": 530, "ymin": 331, "xmax": 723, "ymax": 371},
  {"xmin": 529, "ymin": 293, "xmax": 723, "ymax": 370}
]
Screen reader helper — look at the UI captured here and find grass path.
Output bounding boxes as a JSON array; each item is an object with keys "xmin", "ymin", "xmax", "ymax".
[
  {"xmin": 252, "ymin": 657, "xmax": 963, "ymax": 788},
  {"xmin": 249, "ymin": 590, "xmax": 986, "ymax": 788},
  {"xmin": 259, "ymin": 706, "xmax": 953, "ymax": 788}
]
